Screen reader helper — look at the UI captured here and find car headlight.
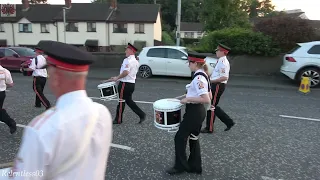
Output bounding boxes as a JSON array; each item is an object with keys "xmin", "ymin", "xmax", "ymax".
[{"xmin": 210, "ymin": 63, "xmax": 215, "ymax": 67}]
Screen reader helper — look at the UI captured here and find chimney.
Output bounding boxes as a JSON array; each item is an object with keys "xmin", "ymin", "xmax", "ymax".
[
  {"xmin": 110, "ymin": 0, "xmax": 117, "ymax": 10},
  {"xmin": 22, "ymin": 0, "xmax": 29, "ymax": 11},
  {"xmin": 65, "ymin": 0, "xmax": 71, "ymax": 9}
]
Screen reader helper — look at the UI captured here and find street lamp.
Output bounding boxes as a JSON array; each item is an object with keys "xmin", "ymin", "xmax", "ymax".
[{"xmin": 176, "ymin": 0, "xmax": 181, "ymax": 46}]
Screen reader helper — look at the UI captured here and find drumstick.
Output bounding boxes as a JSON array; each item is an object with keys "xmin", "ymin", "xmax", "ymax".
[
  {"xmin": 174, "ymin": 94, "xmax": 186, "ymax": 99},
  {"xmin": 166, "ymin": 99, "xmax": 181, "ymax": 102}
]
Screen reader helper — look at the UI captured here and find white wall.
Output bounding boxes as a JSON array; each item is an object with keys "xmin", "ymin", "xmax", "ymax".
[
  {"xmin": 109, "ymin": 23, "xmax": 155, "ymax": 46},
  {"xmin": 56, "ymin": 22, "xmax": 108, "ymax": 46},
  {"xmin": 0, "ymin": 23, "xmax": 14, "ymax": 45},
  {"xmin": 14, "ymin": 18, "xmax": 57, "ymax": 45},
  {"xmin": 153, "ymin": 12, "xmax": 162, "ymax": 41}
]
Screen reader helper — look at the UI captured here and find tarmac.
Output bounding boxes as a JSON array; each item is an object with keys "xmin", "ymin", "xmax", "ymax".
[{"xmin": 0, "ymin": 70, "xmax": 319, "ymax": 180}]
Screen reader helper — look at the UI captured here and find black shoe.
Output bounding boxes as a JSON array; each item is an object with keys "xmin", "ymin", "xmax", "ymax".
[
  {"xmin": 9, "ymin": 121, "xmax": 17, "ymax": 134},
  {"xmin": 200, "ymin": 128, "xmax": 213, "ymax": 134},
  {"xmin": 187, "ymin": 169, "xmax": 202, "ymax": 174},
  {"xmin": 224, "ymin": 122, "xmax": 235, "ymax": 131},
  {"xmin": 166, "ymin": 167, "xmax": 185, "ymax": 175},
  {"xmin": 138, "ymin": 114, "xmax": 146, "ymax": 124},
  {"xmin": 34, "ymin": 105, "xmax": 41, "ymax": 108}
]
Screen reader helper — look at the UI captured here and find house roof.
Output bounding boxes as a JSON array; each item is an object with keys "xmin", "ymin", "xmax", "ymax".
[
  {"xmin": 308, "ymin": 20, "xmax": 320, "ymax": 29},
  {"xmin": 0, "ymin": 3, "xmax": 160, "ymax": 23},
  {"xmin": 180, "ymin": 22, "xmax": 203, "ymax": 32}
]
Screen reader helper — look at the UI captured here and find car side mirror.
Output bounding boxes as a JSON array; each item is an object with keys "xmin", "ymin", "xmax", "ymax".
[
  {"xmin": 181, "ymin": 56, "xmax": 188, "ymax": 60},
  {"xmin": 13, "ymin": 54, "xmax": 19, "ymax": 58}
]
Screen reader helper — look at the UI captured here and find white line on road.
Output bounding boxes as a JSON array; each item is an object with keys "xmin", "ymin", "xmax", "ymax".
[
  {"xmin": 89, "ymin": 96, "xmax": 154, "ymax": 104},
  {"xmin": 0, "ymin": 122, "xmax": 135, "ymax": 152},
  {"xmin": 261, "ymin": 176, "xmax": 284, "ymax": 180},
  {"xmin": 279, "ymin": 115, "xmax": 320, "ymax": 122}
]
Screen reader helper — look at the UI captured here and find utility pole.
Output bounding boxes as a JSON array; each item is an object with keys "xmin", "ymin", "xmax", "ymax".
[
  {"xmin": 176, "ymin": 0, "xmax": 181, "ymax": 46},
  {"xmin": 63, "ymin": 7, "xmax": 67, "ymax": 43},
  {"xmin": 154, "ymin": 0, "xmax": 156, "ymax": 4}
]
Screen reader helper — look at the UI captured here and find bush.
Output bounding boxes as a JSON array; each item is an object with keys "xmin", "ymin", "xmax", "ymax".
[
  {"xmin": 254, "ymin": 16, "xmax": 317, "ymax": 52},
  {"xmin": 162, "ymin": 31, "xmax": 175, "ymax": 45},
  {"xmin": 196, "ymin": 28, "xmax": 280, "ymax": 56}
]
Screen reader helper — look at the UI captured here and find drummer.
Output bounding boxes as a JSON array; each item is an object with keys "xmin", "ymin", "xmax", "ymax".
[{"xmin": 166, "ymin": 52, "xmax": 211, "ymax": 175}]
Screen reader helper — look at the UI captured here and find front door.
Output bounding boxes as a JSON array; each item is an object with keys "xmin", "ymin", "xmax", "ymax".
[{"xmin": 145, "ymin": 48, "xmax": 168, "ymax": 75}]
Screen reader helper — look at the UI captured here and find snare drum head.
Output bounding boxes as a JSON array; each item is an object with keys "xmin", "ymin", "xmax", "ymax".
[{"xmin": 153, "ymin": 98, "xmax": 182, "ymax": 110}]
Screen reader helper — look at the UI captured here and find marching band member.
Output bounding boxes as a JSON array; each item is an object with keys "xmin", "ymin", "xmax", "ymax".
[
  {"xmin": 23, "ymin": 48, "xmax": 51, "ymax": 110},
  {"xmin": 201, "ymin": 43, "xmax": 235, "ymax": 134},
  {"xmin": 166, "ymin": 52, "xmax": 211, "ymax": 175},
  {"xmin": 103, "ymin": 43, "xmax": 146, "ymax": 124},
  {"xmin": 7, "ymin": 41, "xmax": 112, "ymax": 180},
  {"xmin": 0, "ymin": 52, "xmax": 16, "ymax": 134}
]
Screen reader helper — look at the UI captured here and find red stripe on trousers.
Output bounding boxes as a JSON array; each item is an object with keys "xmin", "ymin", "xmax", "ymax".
[
  {"xmin": 33, "ymin": 77, "xmax": 49, "ymax": 108},
  {"xmin": 118, "ymin": 82, "xmax": 125, "ymax": 124},
  {"xmin": 209, "ymin": 84, "xmax": 220, "ymax": 132}
]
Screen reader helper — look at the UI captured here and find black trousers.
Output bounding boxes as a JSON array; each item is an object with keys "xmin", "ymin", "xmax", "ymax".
[
  {"xmin": 174, "ymin": 104, "xmax": 206, "ymax": 172},
  {"xmin": 0, "ymin": 91, "xmax": 16, "ymax": 130},
  {"xmin": 114, "ymin": 81, "xmax": 145, "ymax": 123},
  {"xmin": 205, "ymin": 83, "xmax": 234, "ymax": 132},
  {"xmin": 33, "ymin": 76, "xmax": 51, "ymax": 109}
]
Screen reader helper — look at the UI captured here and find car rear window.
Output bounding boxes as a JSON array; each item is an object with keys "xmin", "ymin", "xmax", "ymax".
[{"xmin": 287, "ymin": 44, "xmax": 301, "ymax": 54}]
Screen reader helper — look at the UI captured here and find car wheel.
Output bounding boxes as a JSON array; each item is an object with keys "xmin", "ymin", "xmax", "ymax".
[
  {"xmin": 139, "ymin": 65, "xmax": 152, "ymax": 78},
  {"xmin": 298, "ymin": 67, "xmax": 320, "ymax": 87}
]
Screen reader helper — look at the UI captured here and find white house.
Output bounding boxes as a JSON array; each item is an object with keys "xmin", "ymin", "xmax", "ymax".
[
  {"xmin": 180, "ymin": 22, "xmax": 204, "ymax": 39},
  {"xmin": 0, "ymin": 0, "xmax": 162, "ymax": 52}
]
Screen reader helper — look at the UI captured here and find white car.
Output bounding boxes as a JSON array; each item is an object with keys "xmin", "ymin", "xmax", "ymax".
[
  {"xmin": 137, "ymin": 46, "xmax": 217, "ymax": 78},
  {"xmin": 280, "ymin": 41, "xmax": 320, "ymax": 87}
]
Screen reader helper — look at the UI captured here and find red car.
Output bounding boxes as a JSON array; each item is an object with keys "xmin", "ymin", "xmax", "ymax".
[{"xmin": 0, "ymin": 47, "xmax": 36, "ymax": 71}]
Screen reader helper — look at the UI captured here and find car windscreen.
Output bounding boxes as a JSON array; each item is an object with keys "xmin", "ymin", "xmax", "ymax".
[
  {"xmin": 287, "ymin": 44, "xmax": 301, "ymax": 54},
  {"xmin": 11, "ymin": 47, "xmax": 36, "ymax": 56}
]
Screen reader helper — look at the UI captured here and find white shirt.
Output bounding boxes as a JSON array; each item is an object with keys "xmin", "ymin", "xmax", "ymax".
[
  {"xmin": 6, "ymin": 90, "xmax": 113, "ymax": 180},
  {"xmin": 119, "ymin": 55, "xmax": 139, "ymax": 83},
  {"xmin": 29, "ymin": 55, "xmax": 48, "ymax": 78},
  {"xmin": 186, "ymin": 69, "xmax": 209, "ymax": 98},
  {"xmin": 210, "ymin": 56, "xmax": 230, "ymax": 84},
  {"xmin": 0, "ymin": 66, "xmax": 13, "ymax": 91}
]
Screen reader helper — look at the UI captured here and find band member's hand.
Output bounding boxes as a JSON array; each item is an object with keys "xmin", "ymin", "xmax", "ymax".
[
  {"xmin": 110, "ymin": 76, "xmax": 118, "ymax": 81},
  {"xmin": 180, "ymin": 98, "xmax": 188, "ymax": 104},
  {"xmin": 20, "ymin": 68, "xmax": 23, "ymax": 72},
  {"xmin": 211, "ymin": 105, "xmax": 215, "ymax": 110}
]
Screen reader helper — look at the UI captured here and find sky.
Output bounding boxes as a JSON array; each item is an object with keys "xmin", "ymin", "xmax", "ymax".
[{"xmin": 1, "ymin": 0, "xmax": 319, "ymax": 20}]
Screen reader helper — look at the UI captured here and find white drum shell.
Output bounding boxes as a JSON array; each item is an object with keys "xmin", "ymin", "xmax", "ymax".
[
  {"xmin": 153, "ymin": 98, "xmax": 183, "ymax": 132},
  {"xmin": 97, "ymin": 82, "xmax": 118, "ymax": 99}
]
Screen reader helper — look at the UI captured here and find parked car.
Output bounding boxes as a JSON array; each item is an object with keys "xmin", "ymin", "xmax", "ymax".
[
  {"xmin": 0, "ymin": 47, "xmax": 36, "ymax": 71},
  {"xmin": 137, "ymin": 46, "xmax": 217, "ymax": 78},
  {"xmin": 280, "ymin": 41, "xmax": 320, "ymax": 87}
]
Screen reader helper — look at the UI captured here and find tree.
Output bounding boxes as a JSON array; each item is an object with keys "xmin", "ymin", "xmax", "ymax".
[
  {"xmin": 29, "ymin": 0, "xmax": 47, "ymax": 4},
  {"xmin": 243, "ymin": 0, "xmax": 276, "ymax": 18},
  {"xmin": 254, "ymin": 16, "xmax": 317, "ymax": 52},
  {"xmin": 200, "ymin": 0, "xmax": 251, "ymax": 31}
]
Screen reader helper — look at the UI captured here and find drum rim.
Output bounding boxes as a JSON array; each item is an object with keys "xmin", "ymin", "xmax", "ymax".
[
  {"xmin": 97, "ymin": 82, "xmax": 116, "ymax": 88},
  {"xmin": 153, "ymin": 98, "xmax": 182, "ymax": 110},
  {"xmin": 154, "ymin": 122, "xmax": 180, "ymax": 128}
]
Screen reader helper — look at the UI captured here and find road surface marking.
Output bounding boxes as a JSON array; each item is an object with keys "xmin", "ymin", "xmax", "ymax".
[
  {"xmin": 279, "ymin": 115, "xmax": 320, "ymax": 122},
  {"xmin": 89, "ymin": 96, "xmax": 154, "ymax": 104},
  {"xmin": 0, "ymin": 122, "xmax": 135, "ymax": 152}
]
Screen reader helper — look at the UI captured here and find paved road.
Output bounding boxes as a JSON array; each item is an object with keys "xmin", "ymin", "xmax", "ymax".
[{"xmin": 0, "ymin": 73, "xmax": 319, "ymax": 180}]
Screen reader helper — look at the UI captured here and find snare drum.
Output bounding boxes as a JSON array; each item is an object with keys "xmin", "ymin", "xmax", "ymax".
[
  {"xmin": 97, "ymin": 82, "xmax": 118, "ymax": 100},
  {"xmin": 153, "ymin": 98, "xmax": 183, "ymax": 132}
]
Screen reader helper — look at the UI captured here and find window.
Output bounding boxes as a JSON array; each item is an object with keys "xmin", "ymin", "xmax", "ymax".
[
  {"xmin": 184, "ymin": 32, "xmax": 194, "ymax": 38},
  {"xmin": 146, "ymin": 48, "xmax": 166, "ymax": 58},
  {"xmin": 40, "ymin": 24, "xmax": 49, "ymax": 33},
  {"xmin": 87, "ymin": 22, "xmax": 96, "ymax": 32},
  {"xmin": 0, "ymin": 23, "xmax": 4, "ymax": 32},
  {"xmin": 0, "ymin": 49, "xmax": 4, "ymax": 58},
  {"xmin": 167, "ymin": 49, "xmax": 186, "ymax": 59},
  {"xmin": 4, "ymin": 49, "xmax": 16, "ymax": 56},
  {"xmin": 66, "ymin": 22, "xmax": 78, "ymax": 32},
  {"xmin": 113, "ymin": 23, "xmax": 127, "ymax": 33},
  {"xmin": 135, "ymin": 24, "xmax": 144, "ymax": 33},
  {"xmin": 197, "ymin": 32, "xmax": 202, "ymax": 36},
  {"xmin": 307, "ymin": 45, "xmax": 320, "ymax": 54},
  {"xmin": 287, "ymin": 44, "xmax": 301, "ymax": 54},
  {"xmin": 19, "ymin": 23, "xmax": 32, "ymax": 33},
  {"xmin": 10, "ymin": 47, "xmax": 36, "ymax": 56}
]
